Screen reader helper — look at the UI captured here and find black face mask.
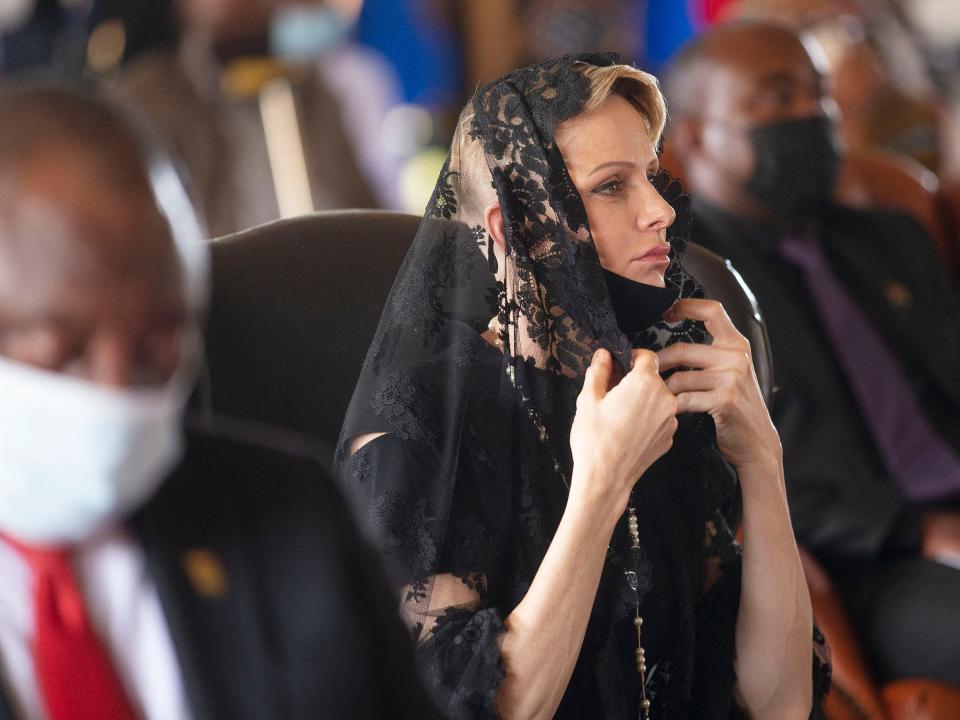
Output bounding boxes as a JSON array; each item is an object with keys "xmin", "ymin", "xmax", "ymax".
[
  {"xmin": 603, "ymin": 269, "xmax": 681, "ymax": 344},
  {"xmin": 744, "ymin": 115, "xmax": 841, "ymax": 227}
]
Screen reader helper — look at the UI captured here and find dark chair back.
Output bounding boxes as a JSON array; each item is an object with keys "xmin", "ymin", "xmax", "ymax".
[
  {"xmin": 682, "ymin": 243, "xmax": 775, "ymax": 402},
  {"xmin": 201, "ymin": 210, "xmax": 420, "ymax": 452},
  {"xmin": 201, "ymin": 211, "xmax": 774, "ymax": 453}
]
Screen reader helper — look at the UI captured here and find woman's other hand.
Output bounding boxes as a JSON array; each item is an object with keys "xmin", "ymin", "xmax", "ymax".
[
  {"xmin": 657, "ymin": 299, "xmax": 782, "ymax": 472},
  {"xmin": 569, "ymin": 347, "xmax": 678, "ymax": 521}
]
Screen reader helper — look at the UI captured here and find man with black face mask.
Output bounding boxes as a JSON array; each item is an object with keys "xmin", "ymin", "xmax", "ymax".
[{"xmin": 665, "ymin": 20, "xmax": 960, "ymax": 691}]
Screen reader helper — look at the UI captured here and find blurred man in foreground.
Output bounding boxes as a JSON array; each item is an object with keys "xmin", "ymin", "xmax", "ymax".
[
  {"xmin": 0, "ymin": 84, "xmax": 441, "ymax": 720},
  {"xmin": 665, "ymin": 21, "xmax": 960, "ymax": 688}
]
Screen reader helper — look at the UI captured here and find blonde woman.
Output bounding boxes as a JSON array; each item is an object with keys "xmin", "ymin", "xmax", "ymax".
[{"xmin": 338, "ymin": 54, "xmax": 828, "ymax": 720}]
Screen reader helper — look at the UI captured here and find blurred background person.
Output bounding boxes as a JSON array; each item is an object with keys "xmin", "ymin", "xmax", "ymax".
[
  {"xmin": 0, "ymin": 83, "xmax": 443, "ymax": 720},
  {"xmin": 724, "ymin": 0, "xmax": 960, "ymax": 279},
  {"xmin": 0, "ymin": 0, "xmax": 92, "ymax": 74},
  {"xmin": 116, "ymin": 0, "xmax": 380, "ymax": 237},
  {"xmin": 664, "ymin": 19, "xmax": 960, "ymax": 692}
]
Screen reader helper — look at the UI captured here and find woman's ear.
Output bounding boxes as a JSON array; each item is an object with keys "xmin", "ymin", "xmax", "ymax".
[{"xmin": 484, "ymin": 203, "xmax": 506, "ymax": 251}]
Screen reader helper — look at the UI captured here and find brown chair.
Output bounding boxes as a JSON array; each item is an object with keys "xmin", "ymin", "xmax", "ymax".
[
  {"xmin": 800, "ymin": 548, "xmax": 890, "ymax": 720},
  {"xmin": 837, "ymin": 149, "xmax": 952, "ymax": 264},
  {"xmin": 883, "ymin": 680, "xmax": 960, "ymax": 720}
]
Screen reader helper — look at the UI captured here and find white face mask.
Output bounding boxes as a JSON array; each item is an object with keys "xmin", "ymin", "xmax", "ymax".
[{"xmin": 0, "ymin": 356, "xmax": 192, "ymax": 545}]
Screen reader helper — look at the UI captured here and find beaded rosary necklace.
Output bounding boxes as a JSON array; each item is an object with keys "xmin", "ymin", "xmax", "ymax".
[
  {"xmin": 495, "ymin": 316, "xmax": 654, "ymax": 718},
  {"xmin": 627, "ymin": 505, "xmax": 652, "ymax": 719}
]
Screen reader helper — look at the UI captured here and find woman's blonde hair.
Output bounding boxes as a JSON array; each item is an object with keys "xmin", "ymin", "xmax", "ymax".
[
  {"xmin": 575, "ymin": 62, "xmax": 667, "ymax": 143},
  {"xmin": 451, "ymin": 62, "xmax": 668, "ymax": 217},
  {"xmin": 459, "ymin": 62, "xmax": 667, "ymax": 143}
]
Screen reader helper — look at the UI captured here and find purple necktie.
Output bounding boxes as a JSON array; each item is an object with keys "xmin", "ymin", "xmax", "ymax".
[{"xmin": 780, "ymin": 234, "xmax": 960, "ymax": 503}]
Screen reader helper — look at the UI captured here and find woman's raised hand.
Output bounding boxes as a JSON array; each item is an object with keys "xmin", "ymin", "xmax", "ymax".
[
  {"xmin": 656, "ymin": 299, "xmax": 781, "ymax": 471},
  {"xmin": 569, "ymin": 348, "xmax": 678, "ymax": 520}
]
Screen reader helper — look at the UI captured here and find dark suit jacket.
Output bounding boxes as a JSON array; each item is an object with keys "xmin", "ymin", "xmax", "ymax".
[
  {"xmin": 0, "ymin": 414, "xmax": 443, "ymax": 720},
  {"xmin": 692, "ymin": 202, "xmax": 960, "ymax": 561}
]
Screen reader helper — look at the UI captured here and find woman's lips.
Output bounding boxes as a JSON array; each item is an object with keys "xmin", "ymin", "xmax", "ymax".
[{"xmin": 633, "ymin": 245, "xmax": 671, "ymax": 265}]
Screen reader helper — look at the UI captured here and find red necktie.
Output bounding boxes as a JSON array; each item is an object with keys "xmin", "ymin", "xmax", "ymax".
[{"xmin": 3, "ymin": 536, "xmax": 138, "ymax": 720}]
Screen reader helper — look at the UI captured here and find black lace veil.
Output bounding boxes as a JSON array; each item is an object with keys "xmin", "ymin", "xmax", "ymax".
[{"xmin": 336, "ymin": 54, "xmax": 748, "ymax": 719}]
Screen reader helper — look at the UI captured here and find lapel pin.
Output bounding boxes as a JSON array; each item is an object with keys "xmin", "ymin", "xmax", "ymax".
[
  {"xmin": 884, "ymin": 281, "xmax": 912, "ymax": 308},
  {"xmin": 181, "ymin": 548, "xmax": 229, "ymax": 599}
]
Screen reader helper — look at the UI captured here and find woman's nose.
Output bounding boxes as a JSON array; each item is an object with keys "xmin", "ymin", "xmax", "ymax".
[{"xmin": 636, "ymin": 187, "xmax": 675, "ymax": 233}]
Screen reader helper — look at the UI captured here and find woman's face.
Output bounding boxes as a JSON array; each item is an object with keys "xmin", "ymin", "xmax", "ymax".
[{"xmin": 556, "ymin": 94, "xmax": 675, "ymax": 287}]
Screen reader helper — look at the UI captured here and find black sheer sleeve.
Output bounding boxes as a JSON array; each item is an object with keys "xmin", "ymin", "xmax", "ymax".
[
  {"xmin": 420, "ymin": 608, "xmax": 506, "ymax": 719},
  {"xmin": 343, "ymin": 433, "xmax": 507, "ymax": 720},
  {"xmin": 336, "ymin": 481, "xmax": 452, "ymax": 720}
]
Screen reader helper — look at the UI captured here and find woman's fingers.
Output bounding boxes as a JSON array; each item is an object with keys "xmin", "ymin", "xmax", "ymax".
[
  {"xmin": 657, "ymin": 342, "xmax": 751, "ymax": 373},
  {"xmin": 666, "ymin": 371, "xmax": 738, "ymax": 415},
  {"xmin": 569, "ymin": 347, "xmax": 680, "ymax": 512},
  {"xmin": 663, "ymin": 299, "xmax": 747, "ymax": 349},
  {"xmin": 674, "ymin": 390, "xmax": 722, "ymax": 415},
  {"xmin": 581, "ymin": 348, "xmax": 612, "ymax": 401},
  {"xmin": 628, "ymin": 348, "xmax": 659, "ymax": 374},
  {"xmin": 665, "ymin": 370, "xmax": 730, "ymax": 395}
]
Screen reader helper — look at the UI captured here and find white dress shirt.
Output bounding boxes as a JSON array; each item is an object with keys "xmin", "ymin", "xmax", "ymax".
[{"xmin": 0, "ymin": 527, "xmax": 193, "ymax": 720}]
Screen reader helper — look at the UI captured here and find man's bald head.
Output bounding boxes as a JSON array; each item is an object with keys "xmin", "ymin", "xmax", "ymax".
[
  {"xmin": 0, "ymin": 85, "xmax": 157, "ymax": 193},
  {"xmin": 0, "ymin": 86, "xmax": 190, "ymax": 387},
  {"xmin": 664, "ymin": 20, "xmax": 819, "ymax": 125},
  {"xmin": 662, "ymin": 21, "xmax": 837, "ymax": 224}
]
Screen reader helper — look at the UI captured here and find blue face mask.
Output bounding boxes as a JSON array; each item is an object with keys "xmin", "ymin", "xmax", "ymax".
[{"xmin": 269, "ymin": 4, "xmax": 351, "ymax": 60}]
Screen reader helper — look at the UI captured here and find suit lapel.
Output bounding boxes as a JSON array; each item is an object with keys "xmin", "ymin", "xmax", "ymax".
[{"xmin": 131, "ymin": 466, "xmax": 275, "ymax": 720}]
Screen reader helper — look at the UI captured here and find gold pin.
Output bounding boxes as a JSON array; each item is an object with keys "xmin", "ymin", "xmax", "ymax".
[
  {"xmin": 182, "ymin": 548, "xmax": 229, "ymax": 598},
  {"xmin": 884, "ymin": 281, "xmax": 912, "ymax": 308}
]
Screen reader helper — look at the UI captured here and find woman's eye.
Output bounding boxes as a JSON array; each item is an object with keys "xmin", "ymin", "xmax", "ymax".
[{"xmin": 593, "ymin": 179, "xmax": 624, "ymax": 196}]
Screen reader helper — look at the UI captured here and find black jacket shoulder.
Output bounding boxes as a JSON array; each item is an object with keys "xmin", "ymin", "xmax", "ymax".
[{"xmin": 132, "ymin": 412, "xmax": 444, "ymax": 720}]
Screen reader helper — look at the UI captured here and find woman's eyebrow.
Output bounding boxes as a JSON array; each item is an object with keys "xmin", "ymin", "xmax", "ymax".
[{"xmin": 588, "ymin": 160, "xmax": 635, "ymax": 177}]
